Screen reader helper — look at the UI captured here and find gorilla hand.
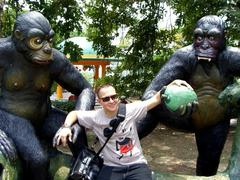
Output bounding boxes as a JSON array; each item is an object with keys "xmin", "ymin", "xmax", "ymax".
[
  {"xmin": 0, "ymin": 129, "xmax": 18, "ymax": 162},
  {"xmin": 161, "ymin": 79, "xmax": 198, "ymax": 119},
  {"xmin": 174, "ymin": 101, "xmax": 198, "ymax": 118},
  {"xmin": 71, "ymin": 123, "xmax": 81, "ymax": 143}
]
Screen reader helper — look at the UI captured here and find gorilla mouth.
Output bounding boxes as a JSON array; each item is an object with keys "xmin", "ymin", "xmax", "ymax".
[
  {"xmin": 196, "ymin": 52, "xmax": 216, "ymax": 62},
  {"xmin": 34, "ymin": 59, "xmax": 52, "ymax": 65},
  {"xmin": 197, "ymin": 56, "xmax": 212, "ymax": 62},
  {"xmin": 196, "ymin": 50, "xmax": 217, "ymax": 62}
]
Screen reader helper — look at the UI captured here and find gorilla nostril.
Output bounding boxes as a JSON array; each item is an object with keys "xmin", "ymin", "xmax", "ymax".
[{"xmin": 43, "ymin": 48, "xmax": 52, "ymax": 54}]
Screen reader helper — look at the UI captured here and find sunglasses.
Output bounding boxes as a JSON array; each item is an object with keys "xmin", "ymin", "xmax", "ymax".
[{"xmin": 100, "ymin": 94, "xmax": 118, "ymax": 102}]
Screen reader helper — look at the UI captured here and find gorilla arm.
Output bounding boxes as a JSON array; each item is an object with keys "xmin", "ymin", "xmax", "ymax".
[
  {"xmin": 50, "ymin": 50, "xmax": 95, "ymax": 142},
  {"xmin": 220, "ymin": 47, "xmax": 240, "ymax": 77},
  {"xmin": 50, "ymin": 49, "xmax": 95, "ymax": 110},
  {"xmin": 137, "ymin": 45, "xmax": 195, "ymax": 138}
]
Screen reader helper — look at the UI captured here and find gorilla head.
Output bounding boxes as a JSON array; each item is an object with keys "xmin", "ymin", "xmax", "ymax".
[
  {"xmin": 12, "ymin": 11, "xmax": 55, "ymax": 65},
  {"xmin": 193, "ymin": 15, "xmax": 226, "ymax": 61}
]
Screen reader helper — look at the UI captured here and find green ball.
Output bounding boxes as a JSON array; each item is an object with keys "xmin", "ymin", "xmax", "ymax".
[{"xmin": 164, "ymin": 84, "xmax": 198, "ymax": 112}]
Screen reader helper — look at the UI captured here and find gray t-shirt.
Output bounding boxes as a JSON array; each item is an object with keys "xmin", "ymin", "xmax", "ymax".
[{"xmin": 76, "ymin": 101, "xmax": 148, "ymax": 166}]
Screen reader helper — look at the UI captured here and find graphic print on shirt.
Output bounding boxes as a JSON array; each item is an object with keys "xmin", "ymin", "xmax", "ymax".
[{"xmin": 115, "ymin": 126, "xmax": 134, "ymax": 159}]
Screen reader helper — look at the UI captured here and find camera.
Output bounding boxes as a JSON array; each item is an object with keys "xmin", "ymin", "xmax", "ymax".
[{"xmin": 69, "ymin": 148, "xmax": 103, "ymax": 180}]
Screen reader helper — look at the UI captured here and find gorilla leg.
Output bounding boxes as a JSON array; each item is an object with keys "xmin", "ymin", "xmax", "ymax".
[
  {"xmin": 195, "ymin": 119, "xmax": 230, "ymax": 176},
  {"xmin": 0, "ymin": 110, "xmax": 49, "ymax": 180},
  {"xmin": 42, "ymin": 108, "xmax": 88, "ymax": 158}
]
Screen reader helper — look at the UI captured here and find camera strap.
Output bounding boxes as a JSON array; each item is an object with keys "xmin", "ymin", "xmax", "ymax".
[{"xmin": 96, "ymin": 103, "xmax": 126, "ymax": 156}]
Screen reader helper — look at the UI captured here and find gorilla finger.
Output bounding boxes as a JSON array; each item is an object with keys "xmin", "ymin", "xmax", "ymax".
[
  {"xmin": 185, "ymin": 103, "xmax": 193, "ymax": 116},
  {"xmin": 193, "ymin": 100, "xmax": 199, "ymax": 106},
  {"xmin": 169, "ymin": 81, "xmax": 179, "ymax": 86},
  {"xmin": 0, "ymin": 132, "xmax": 17, "ymax": 161},
  {"xmin": 71, "ymin": 132, "xmax": 78, "ymax": 143},
  {"xmin": 181, "ymin": 82, "xmax": 193, "ymax": 90},
  {"xmin": 192, "ymin": 101, "xmax": 199, "ymax": 112},
  {"xmin": 161, "ymin": 94, "xmax": 168, "ymax": 100},
  {"xmin": 0, "ymin": 144, "xmax": 8, "ymax": 159},
  {"xmin": 68, "ymin": 134, "xmax": 73, "ymax": 142},
  {"xmin": 53, "ymin": 135, "xmax": 58, "ymax": 147},
  {"xmin": 2, "ymin": 139, "xmax": 16, "ymax": 160},
  {"xmin": 178, "ymin": 105, "xmax": 186, "ymax": 115},
  {"xmin": 172, "ymin": 80, "xmax": 186, "ymax": 87},
  {"xmin": 160, "ymin": 86, "xmax": 167, "ymax": 94},
  {"xmin": 187, "ymin": 102, "xmax": 192, "ymax": 109}
]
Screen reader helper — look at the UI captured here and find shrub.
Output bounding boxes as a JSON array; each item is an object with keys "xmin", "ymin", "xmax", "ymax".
[{"xmin": 51, "ymin": 100, "xmax": 76, "ymax": 113}]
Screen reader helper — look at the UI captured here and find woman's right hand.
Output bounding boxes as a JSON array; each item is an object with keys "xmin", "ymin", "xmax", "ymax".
[{"xmin": 53, "ymin": 127, "xmax": 72, "ymax": 147}]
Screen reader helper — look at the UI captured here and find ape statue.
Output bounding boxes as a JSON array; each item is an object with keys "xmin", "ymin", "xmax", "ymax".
[
  {"xmin": 137, "ymin": 15, "xmax": 240, "ymax": 176},
  {"xmin": 0, "ymin": 11, "xmax": 95, "ymax": 179}
]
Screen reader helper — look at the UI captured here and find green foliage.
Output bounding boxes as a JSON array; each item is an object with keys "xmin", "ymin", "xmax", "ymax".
[
  {"xmin": 61, "ymin": 41, "xmax": 83, "ymax": 62},
  {"xmin": 85, "ymin": 0, "xmax": 137, "ymax": 57},
  {"xmin": 85, "ymin": 1, "xmax": 176, "ymax": 96},
  {"xmin": 168, "ymin": 0, "xmax": 240, "ymax": 45},
  {"xmin": 0, "ymin": 7, "xmax": 16, "ymax": 37},
  {"xmin": 1, "ymin": 0, "xmax": 84, "ymax": 62},
  {"xmin": 26, "ymin": 0, "xmax": 83, "ymax": 41},
  {"xmin": 51, "ymin": 100, "xmax": 76, "ymax": 113},
  {"xmin": 3, "ymin": 0, "xmax": 240, "ymax": 98},
  {"xmin": 51, "ymin": 82, "xmax": 58, "ymax": 95},
  {"xmin": 94, "ymin": 76, "xmax": 114, "ymax": 89},
  {"xmin": 85, "ymin": 0, "xmax": 240, "ymax": 96},
  {"xmin": 92, "ymin": 28, "xmax": 180, "ymax": 97}
]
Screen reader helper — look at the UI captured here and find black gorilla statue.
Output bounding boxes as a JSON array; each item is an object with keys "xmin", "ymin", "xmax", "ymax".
[
  {"xmin": 137, "ymin": 15, "xmax": 240, "ymax": 176},
  {"xmin": 0, "ymin": 11, "xmax": 95, "ymax": 179}
]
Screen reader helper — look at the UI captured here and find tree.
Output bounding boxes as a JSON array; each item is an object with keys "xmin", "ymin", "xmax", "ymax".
[
  {"xmin": 85, "ymin": 0, "xmax": 180, "ymax": 97},
  {"xmin": 85, "ymin": 0, "xmax": 240, "ymax": 96},
  {"xmin": 2, "ymin": 1, "xmax": 240, "ymax": 97},
  {"xmin": 0, "ymin": 0, "xmax": 84, "ymax": 60},
  {"xmin": 168, "ymin": 0, "xmax": 240, "ymax": 45}
]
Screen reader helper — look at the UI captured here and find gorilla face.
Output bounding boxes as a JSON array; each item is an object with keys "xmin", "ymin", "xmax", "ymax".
[
  {"xmin": 193, "ymin": 15, "xmax": 225, "ymax": 61},
  {"xmin": 24, "ymin": 28, "xmax": 54, "ymax": 65},
  {"xmin": 194, "ymin": 25, "xmax": 223, "ymax": 61},
  {"xmin": 13, "ymin": 11, "xmax": 55, "ymax": 65}
]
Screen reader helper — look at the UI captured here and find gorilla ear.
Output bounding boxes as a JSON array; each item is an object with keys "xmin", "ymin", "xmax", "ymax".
[{"xmin": 14, "ymin": 30, "xmax": 23, "ymax": 40}]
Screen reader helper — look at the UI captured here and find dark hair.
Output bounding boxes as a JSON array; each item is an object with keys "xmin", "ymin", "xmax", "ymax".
[{"xmin": 95, "ymin": 84, "xmax": 114, "ymax": 98}]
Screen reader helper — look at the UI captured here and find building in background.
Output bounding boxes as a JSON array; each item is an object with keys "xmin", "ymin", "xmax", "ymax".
[{"xmin": 53, "ymin": 37, "xmax": 119, "ymax": 100}]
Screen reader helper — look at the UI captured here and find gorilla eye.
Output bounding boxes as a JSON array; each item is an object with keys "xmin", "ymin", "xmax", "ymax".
[
  {"xmin": 194, "ymin": 28, "xmax": 203, "ymax": 40},
  {"xmin": 48, "ymin": 38, "xmax": 53, "ymax": 43},
  {"xmin": 208, "ymin": 28, "xmax": 221, "ymax": 40},
  {"xmin": 196, "ymin": 36, "xmax": 203, "ymax": 41},
  {"xmin": 209, "ymin": 36, "xmax": 215, "ymax": 41},
  {"xmin": 28, "ymin": 37, "xmax": 43, "ymax": 50},
  {"xmin": 35, "ymin": 38, "xmax": 42, "ymax": 44}
]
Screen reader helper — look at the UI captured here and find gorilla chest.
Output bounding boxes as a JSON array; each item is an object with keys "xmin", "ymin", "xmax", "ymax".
[
  {"xmin": 189, "ymin": 63, "xmax": 230, "ymax": 129},
  {"xmin": 190, "ymin": 62, "xmax": 228, "ymax": 91},
  {"xmin": 3, "ymin": 64, "xmax": 51, "ymax": 92}
]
